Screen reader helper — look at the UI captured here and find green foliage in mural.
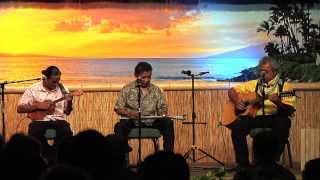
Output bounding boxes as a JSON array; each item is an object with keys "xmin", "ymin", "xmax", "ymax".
[{"xmin": 256, "ymin": 0, "xmax": 320, "ymax": 82}]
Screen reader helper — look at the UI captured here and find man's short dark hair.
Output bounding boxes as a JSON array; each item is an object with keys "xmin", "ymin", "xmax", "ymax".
[
  {"xmin": 134, "ymin": 62, "xmax": 152, "ymax": 77},
  {"xmin": 42, "ymin": 66, "xmax": 61, "ymax": 78}
]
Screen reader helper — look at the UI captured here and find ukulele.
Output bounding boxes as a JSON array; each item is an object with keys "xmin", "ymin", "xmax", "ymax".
[{"xmin": 27, "ymin": 90, "xmax": 83, "ymax": 121}]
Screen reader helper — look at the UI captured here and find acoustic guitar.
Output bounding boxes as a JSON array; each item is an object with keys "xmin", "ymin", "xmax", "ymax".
[
  {"xmin": 221, "ymin": 91, "xmax": 295, "ymax": 127},
  {"xmin": 27, "ymin": 90, "xmax": 83, "ymax": 121}
]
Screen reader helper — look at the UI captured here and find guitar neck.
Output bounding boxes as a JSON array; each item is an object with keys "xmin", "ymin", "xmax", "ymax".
[
  {"xmin": 264, "ymin": 91, "xmax": 295, "ymax": 99},
  {"xmin": 279, "ymin": 91, "xmax": 295, "ymax": 98},
  {"xmin": 242, "ymin": 91, "xmax": 295, "ymax": 104},
  {"xmin": 53, "ymin": 96, "xmax": 66, "ymax": 104},
  {"xmin": 49, "ymin": 90, "xmax": 83, "ymax": 104}
]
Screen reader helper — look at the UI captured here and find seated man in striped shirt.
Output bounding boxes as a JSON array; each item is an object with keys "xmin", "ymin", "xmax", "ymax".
[{"xmin": 17, "ymin": 66, "xmax": 73, "ymax": 163}]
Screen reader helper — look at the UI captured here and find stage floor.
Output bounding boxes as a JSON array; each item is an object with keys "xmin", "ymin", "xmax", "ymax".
[
  {"xmin": 189, "ymin": 162, "xmax": 302, "ymax": 179},
  {"xmin": 129, "ymin": 161, "xmax": 301, "ymax": 179}
]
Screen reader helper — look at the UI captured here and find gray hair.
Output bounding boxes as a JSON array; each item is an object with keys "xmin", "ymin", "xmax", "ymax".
[{"xmin": 258, "ymin": 56, "xmax": 280, "ymax": 72}]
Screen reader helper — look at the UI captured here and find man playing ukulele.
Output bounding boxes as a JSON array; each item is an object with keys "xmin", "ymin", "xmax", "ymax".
[{"xmin": 17, "ymin": 66, "xmax": 74, "ymax": 163}]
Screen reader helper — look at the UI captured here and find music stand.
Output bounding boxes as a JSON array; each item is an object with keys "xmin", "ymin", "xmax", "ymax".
[
  {"xmin": 182, "ymin": 71, "xmax": 224, "ymax": 166},
  {"xmin": 0, "ymin": 78, "xmax": 41, "ymax": 140}
]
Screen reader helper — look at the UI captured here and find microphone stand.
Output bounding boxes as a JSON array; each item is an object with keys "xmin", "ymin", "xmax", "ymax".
[
  {"xmin": 182, "ymin": 71, "xmax": 224, "ymax": 166},
  {"xmin": 262, "ymin": 83, "xmax": 265, "ymax": 116},
  {"xmin": 0, "ymin": 78, "xmax": 41, "ymax": 140},
  {"xmin": 260, "ymin": 76, "xmax": 266, "ymax": 116},
  {"xmin": 136, "ymin": 81, "xmax": 142, "ymax": 165}
]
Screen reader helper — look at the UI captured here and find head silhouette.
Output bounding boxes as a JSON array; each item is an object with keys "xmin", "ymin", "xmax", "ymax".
[{"xmin": 139, "ymin": 151, "xmax": 189, "ymax": 180}]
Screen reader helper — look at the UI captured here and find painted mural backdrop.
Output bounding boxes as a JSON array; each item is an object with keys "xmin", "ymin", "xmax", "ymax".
[{"xmin": 0, "ymin": 2, "xmax": 319, "ymax": 85}]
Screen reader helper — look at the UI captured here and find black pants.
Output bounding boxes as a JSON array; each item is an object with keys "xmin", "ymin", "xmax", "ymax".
[
  {"xmin": 228, "ymin": 115, "xmax": 291, "ymax": 166},
  {"xmin": 114, "ymin": 118, "xmax": 175, "ymax": 152},
  {"xmin": 28, "ymin": 120, "xmax": 73, "ymax": 162}
]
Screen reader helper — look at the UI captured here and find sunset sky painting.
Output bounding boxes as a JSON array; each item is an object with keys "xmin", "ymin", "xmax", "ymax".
[
  {"xmin": 0, "ymin": 3, "xmax": 270, "ymax": 58},
  {"xmin": 0, "ymin": 2, "xmax": 319, "ymax": 83},
  {"xmin": 1, "ymin": 2, "xmax": 320, "ymax": 176}
]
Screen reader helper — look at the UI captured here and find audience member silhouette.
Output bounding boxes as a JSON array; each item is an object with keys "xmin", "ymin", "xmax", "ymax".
[
  {"xmin": 104, "ymin": 134, "xmax": 138, "ymax": 180},
  {"xmin": 40, "ymin": 164, "xmax": 91, "ymax": 180},
  {"xmin": 56, "ymin": 135, "xmax": 75, "ymax": 165},
  {"xmin": 61, "ymin": 129, "xmax": 108, "ymax": 180},
  {"xmin": 0, "ymin": 134, "xmax": 4, "ymax": 150},
  {"xmin": 139, "ymin": 151, "xmax": 189, "ymax": 180},
  {"xmin": 302, "ymin": 158, "xmax": 320, "ymax": 180},
  {"xmin": 233, "ymin": 131, "xmax": 296, "ymax": 180},
  {"xmin": 0, "ymin": 133, "xmax": 47, "ymax": 180},
  {"xmin": 57, "ymin": 130, "xmax": 138, "ymax": 180}
]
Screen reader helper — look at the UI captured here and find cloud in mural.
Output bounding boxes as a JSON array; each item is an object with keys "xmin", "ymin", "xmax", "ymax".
[
  {"xmin": 0, "ymin": 3, "xmax": 278, "ymax": 58},
  {"xmin": 53, "ymin": 7, "xmax": 199, "ymax": 34},
  {"xmin": 54, "ymin": 16, "xmax": 92, "ymax": 32}
]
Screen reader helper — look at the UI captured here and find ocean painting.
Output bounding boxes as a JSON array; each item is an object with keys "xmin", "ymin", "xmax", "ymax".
[{"xmin": 2, "ymin": 2, "xmax": 318, "ymax": 86}]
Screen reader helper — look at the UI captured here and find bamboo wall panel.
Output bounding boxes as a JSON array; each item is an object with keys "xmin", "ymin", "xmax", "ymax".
[
  {"xmin": 1, "ymin": 83, "xmax": 320, "ymax": 166},
  {"xmin": 301, "ymin": 129, "xmax": 320, "ymax": 170},
  {"xmin": 290, "ymin": 91, "xmax": 320, "ymax": 165}
]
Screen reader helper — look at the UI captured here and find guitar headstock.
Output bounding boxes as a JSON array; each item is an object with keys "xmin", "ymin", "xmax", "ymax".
[{"xmin": 70, "ymin": 90, "xmax": 84, "ymax": 97}]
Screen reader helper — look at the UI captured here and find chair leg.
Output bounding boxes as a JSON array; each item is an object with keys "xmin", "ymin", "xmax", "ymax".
[
  {"xmin": 156, "ymin": 139, "xmax": 160, "ymax": 151},
  {"xmin": 152, "ymin": 138, "xmax": 159, "ymax": 152},
  {"xmin": 126, "ymin": 152, "xmax": 130, "ymax": 167},
  {"xmin": 282, "ymin": 141, "xmax": 293, "ymax": 168},
  {"xmin": 287, "ymin": 141, "xmax": 293, "ymax": 168}
]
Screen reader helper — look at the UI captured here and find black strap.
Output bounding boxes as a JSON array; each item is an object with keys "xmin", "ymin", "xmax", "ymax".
[
  {"xmin": 278, "ymin": 78, "xmax": 285, "ymax": 93},
  {"xmin": 58, "ymin": 83, "xmax": 73, "ymax": 114},
  {"xmin": 255, "ymin": 79, "xmax": 261, "ymax": 93},
  {"xmin": 58, "ymin": 83, "xmax": 67, "ymax": 95}
]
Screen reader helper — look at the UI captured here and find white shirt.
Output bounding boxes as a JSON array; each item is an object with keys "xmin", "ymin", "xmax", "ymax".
[{"xmin": 18, "ymin": 81, "xmax": 70, "ymax": 121}]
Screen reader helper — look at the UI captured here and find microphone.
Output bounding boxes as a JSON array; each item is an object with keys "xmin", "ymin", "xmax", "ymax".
[
  {"xmin": 198, "ymin": 71, "xmax": 209, "ymax": 76},
  {"xmin": 181, "ymin": 70, "xmax": 191, "ymax": 75},
  {"xmin": 136, "ymin": 78, "xmax": 143, "ymax": 87},
  {"xmin": 260, "ymin": 71, "xmax": 266, "ymax": 84}
]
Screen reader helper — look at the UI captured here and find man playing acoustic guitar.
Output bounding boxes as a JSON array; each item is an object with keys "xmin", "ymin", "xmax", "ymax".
[
  {"xmin": 226, "ymin": 56, "xmax": 296, "ymax": 170},
  {"xmin": 17, "ymin": 66, "xmax": 76, "ymax": 163}
]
